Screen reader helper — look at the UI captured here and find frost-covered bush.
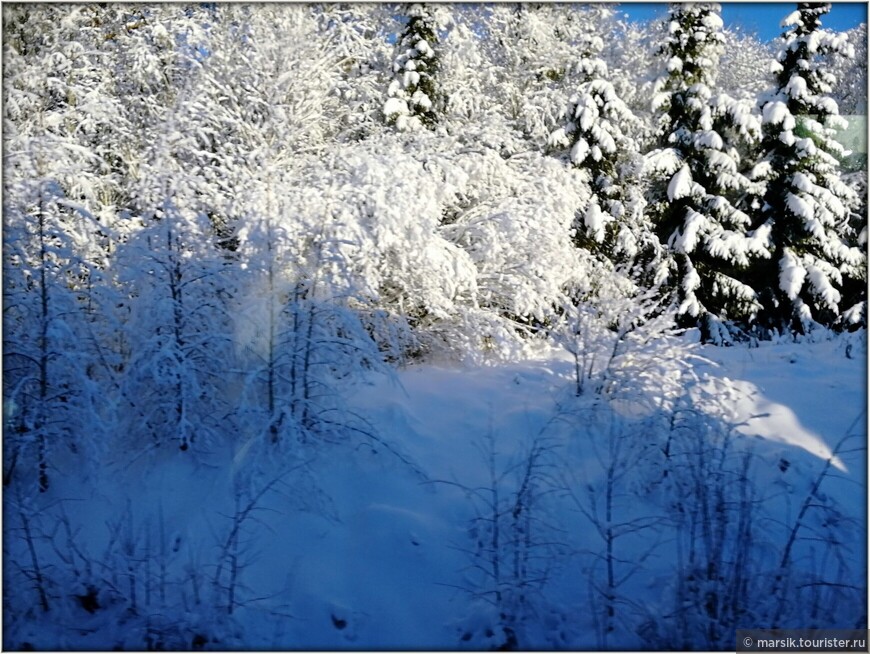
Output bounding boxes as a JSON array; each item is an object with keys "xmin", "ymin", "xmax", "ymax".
[
  {"xmin": 650, "ymin": 379, "xmax": 866, "ymax": 648},
  {"xmin": 280, "ymin": 136, "xmax": 474, "ymax": 325},
  {"xmin": 555, "ymin": 285, "xmax": 687, "ymax": 403},
  {"xmin": 444, "ymin": 431, "xmax": 567, "ymax": 650},
  {"xmin": 113, "ymin": 202, "xmax": 235, "ymax": 455},
  {"xmin": 261, "ymin": 131, "xmax": 598, "ymax": 362}
]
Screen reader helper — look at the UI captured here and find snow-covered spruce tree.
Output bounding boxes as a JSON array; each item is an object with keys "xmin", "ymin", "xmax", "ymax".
[
  {"xmin": 646, "ymin": 3, "xmax": 769, "ymax": 342},
  {"xmin": 384, "ymin": 4, "xmax": 443, "ymax": 131},
  {"xmin": 549, "ymin": 26, "xmax": 663, "ymax": 282},
  {"xmin": 747, "ymin": 3, "xmax": 866, "ymax": 333}
]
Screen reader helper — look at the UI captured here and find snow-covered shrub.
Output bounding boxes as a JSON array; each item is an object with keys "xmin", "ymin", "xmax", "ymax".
[
  {"xmin": 443, "ymin": 151, "xmax": 590, "ymax": 322},
  {"xmin": 650, "ymin": 378, "xmax": 866, "ymax": 648},
  {"xmin": 442, "ymin": 430, "xmax": 566, "ymax": 650},
  {"xmin": 554, "ymin": 279, "xmax": 687, "ymax": 406},
  {"xmin": 263, "ymin": 131, "xmax": 595, "ymax": 363},
  {"xmin": 560, "ymin": 404, "xmax": 667, "ymax": 648},
  {"xmin": 2, "ymin": 486, "xmax": 291, "ymax": 651},
  {"xmin": 653, "ymin": 383, "xmax": 760, "ymax": 648},
  {"xmin": 112, "ymin": 200, "xmax": 235, "ymax": 455},
  {"xmin": 278, "ymin": 135, "xmax": 475, "ymax": 339}
]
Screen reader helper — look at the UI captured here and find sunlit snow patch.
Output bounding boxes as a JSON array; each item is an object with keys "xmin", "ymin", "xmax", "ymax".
[{"xmin": 727, "ymin": 378, "xmax": 847, "ymax": 472}]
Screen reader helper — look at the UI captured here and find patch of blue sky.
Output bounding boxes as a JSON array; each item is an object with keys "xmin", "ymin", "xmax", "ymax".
[{"xmin": 619, "ymin": 2, "xmax": 866, "ymax": 42}]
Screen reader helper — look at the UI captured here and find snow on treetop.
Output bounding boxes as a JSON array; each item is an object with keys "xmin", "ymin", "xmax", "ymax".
[
  {"xmin": 701, "ymin": 11, "xmax": 724, "ymax": 31},
  {"xmin": 781, "ymin": 10, "xmax": 802, "ymax": 28}
]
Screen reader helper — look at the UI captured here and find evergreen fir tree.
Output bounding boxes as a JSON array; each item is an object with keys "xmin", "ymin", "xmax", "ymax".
[
  {"xmin": 647, "ymin": 3, "xmax": 769, "ymax": 342},
  {"xmin": 549, "ymin": 22, "xmax": 663, "ymax": 282},
  {"xmin": 383, "ymin": 4, "xmax": 442, "ymax": 131},
  {"xmin": 747, "ymin": 2, "xmax": 865, "ymax": 333}
]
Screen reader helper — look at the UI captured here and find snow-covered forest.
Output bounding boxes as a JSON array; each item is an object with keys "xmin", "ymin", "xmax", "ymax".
[{"xmin": 2, "ymin": 2, "xmax": 867, "ymax": 650}]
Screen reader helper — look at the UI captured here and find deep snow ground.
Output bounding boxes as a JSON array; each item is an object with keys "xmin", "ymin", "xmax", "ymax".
[{"xmin": 4, "ymin": 332, "xmax": 867, "ymax": 650}]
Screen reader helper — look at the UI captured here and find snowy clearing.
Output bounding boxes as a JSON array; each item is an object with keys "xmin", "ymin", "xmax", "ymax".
[{"xmin": 6, "ymin": 334, "xmax": 866, "ymax": 650}]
